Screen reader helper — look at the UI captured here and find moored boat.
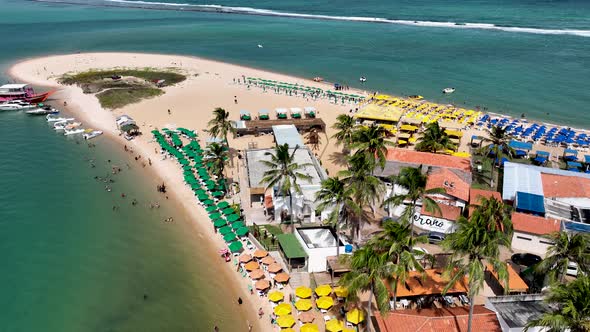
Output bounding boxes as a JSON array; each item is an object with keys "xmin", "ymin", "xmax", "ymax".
[
  {"xmin": 55, "ymin": 121, "xmax": 82, "ymax": 131},
  {"xmin": 0, "ymin": 100, "xmax": 36, "ymax": 111},
  {"xmin": 0, "ymin": 84, "xmax": 54, "ymax": 103},
  {"xmin": 64, "ymin": 128, "xmax": 85, "ymax": 136},
  {"xmin": 83, "ymin": 129, "xmax": 103, "ymax": 140},
  {"xmin": 26, "ymin": 105, "xmax": 59, "ymax": 115},
  {"xmin": 47, "ymin": 114, "xmax": 74, "ymax": 122},
  {"xmin": 442, "ymin": 87, "xmax": 456, "ymax": 94}
]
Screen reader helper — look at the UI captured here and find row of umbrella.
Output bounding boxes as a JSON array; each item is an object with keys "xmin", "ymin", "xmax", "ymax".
[{"xmin": 152, "ymin": 129, "xmax": 247, "ymax": 253}]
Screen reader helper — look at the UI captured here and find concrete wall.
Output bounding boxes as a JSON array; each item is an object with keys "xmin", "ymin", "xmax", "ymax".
[{"xmin": 511, "ymin": 231, "xmax": 553, "ymax": 257}]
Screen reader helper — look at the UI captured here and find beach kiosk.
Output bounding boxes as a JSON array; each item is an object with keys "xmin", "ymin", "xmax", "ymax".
[
  {"xmin": 240, "ymin": 110, "xmax": 252, "ymax": 121},
  {"xmin": 304, "ymin": 107, "xmax": 316, "ymax": 118},
  {"xmin": 116, "ymin": 115, "xmax": 139, "ymax": 140},
  {"xmin": 258, "ymin": 109, "xmax": 270, "ymax": 120},
  {"xmin": 290, "ymin": 108, "xmax": 302, "ymax": 119},
  {"xmin": 275, "ymin": 108, "xmax": 288, "ymax": 119}
]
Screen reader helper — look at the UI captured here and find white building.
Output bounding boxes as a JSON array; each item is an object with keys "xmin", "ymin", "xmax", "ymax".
[
  {"xmin": 293, "ymin": 226, "xmax": 348, "ymax": 272},
  {"xmin": 511, "ymin": 212, "xmax": 561, "ymax": 257}
]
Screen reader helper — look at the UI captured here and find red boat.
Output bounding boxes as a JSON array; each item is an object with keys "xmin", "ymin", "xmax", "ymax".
[{"xmin": 0, "ymin": 84, "xmax": 54, "ymax": 103}]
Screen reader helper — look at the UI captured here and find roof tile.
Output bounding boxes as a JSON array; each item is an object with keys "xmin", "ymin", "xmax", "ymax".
[
  {"xmin": 385, "ymin": 148, "xmax": 472, "ymax": 173},
  {"xmin": 375, "ymin": 306, "xmax": 502, "ymax": 332},
  {"xmin": 541, "ymin": 173, "xmax": 590, "ymax": 198},
  {"xmin": 511, "ymin": 212, "xmax": 561, "ymax": 235},
  {"xmin": 426, "ymin": 168, "xmax": 471, "ymax": 202}
]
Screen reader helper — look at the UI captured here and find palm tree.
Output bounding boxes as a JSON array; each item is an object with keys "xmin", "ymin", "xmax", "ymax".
[
  {"xmin": 372, "ymin": 220, "xmax": 428, "ymax": 310},
  {"xmin": 315, "ymin": 177, "xmax": 359, "ymax": 257},
  {"xmin": 305, "ymin": 128, "xmax": 321, "ymax": 151},
  {"xmin": 536, "ymin": 231, "xmax": 590, "ymax": 283},
  {"xmin": 340, "ymin": 245, "xmax": 392, "ymax": 332},
  {"xmin": 469, "ymin": 196, "xmax": 513, "ymax": 234},
  {"xmin": 207, "ymin": 107, "xmax": 236, "ymax": 146},
  {"xmin": 260, "ymin": 144, "xmax": 312, "ymax": 225},
  {"xmin": 442, "ymin": 201, "xmax": 513, "ymax": 332},
  {"xmin": 332, "ymin": 114, "xmax": 356, "ymax": 153},
  {"xmin": 415, "ymin": 122, "xmax": 457, "ymax": 153},
  {"xmin": 478, "ymin": 126, "xmax": 514, "ymax": 187},
  {"xmin": 338, "ymin": 153, "xmax": 385, "ymax": 243},
  {"xmin": 204, "ymin": 142, "xmax": 229, "ymax": 179},
  {"xmin": 351, "ymin": 123, "xmax": 394, "ymax": 170},
  {"xmin": 382, "ymin": 167, "xmax": 444, "ymax": 234},
  {"xmin": 525, "ymin": 275, "xmax": 590, "ymax": 332}
]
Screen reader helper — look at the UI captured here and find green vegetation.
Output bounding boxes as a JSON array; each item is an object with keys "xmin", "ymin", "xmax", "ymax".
[
  {"xmin": 96, "ymin": 87, "xmax": 163, "ymax": 109},
  {"xmin": 59, "ymin": 68, "xmax": 186, "ymax": 109}
]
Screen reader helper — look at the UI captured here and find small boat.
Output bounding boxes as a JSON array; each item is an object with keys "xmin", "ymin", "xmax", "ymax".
[
  {"xmin": 359, "ymin": 76, "xmax": 367, "ymax": 83},
  {"xmin": 26, "ymin": 105, "xmax": 59, "ymax": 115},
  {"xmin": 55, "ymin": 121, "xmax": 81, "ymax": 131},
  {"xmin": 0, "ymin": 100, "xmax": 36, "ymax": 111},
  {"xmin": 408, "ymin": 95, "xmax": 424, "ymax": 100},
  {"xmin": 64, "ymin": 128, "xmax": 85, "ymax": 136},
  {"xmin": 47, "ymin": 114, "xmax": 74, "ymax": 122},
  {"xmin": 442, "ymin": 87, "xmax": 456, "ymax": 94},
  {"xmin": 83, "ymin": 130, "xmax": 103, "ymax": 140}
]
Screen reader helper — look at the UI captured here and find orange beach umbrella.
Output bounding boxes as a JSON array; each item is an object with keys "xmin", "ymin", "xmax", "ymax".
[
  {"xmin": 255, "ymin": 279, "xmax": 270, "ymax": 290},
  {"xmin": 274, "ymin": 272, "xmax": 290, "ymax": 283},
  {"xmin": 253, "ymin": 249, "xmax": 268, "ymax": 258},
  {"xmin": 239, "ymin": 253, "xmax": 252, "ymax": 263},
  {"xmin": 268, "ymin": 263, "xmax": 283, "ymax": 273},
  {"xmin": 244, "ymin": 261, "xmax": 260, "ymax": 271},
  {"xmin": 249, "ymin": 269, "xmax": 265, "ymax": 280},
  {"xmin": 261, "ymin": 256, "xmax": 275, "ymax": 265}
]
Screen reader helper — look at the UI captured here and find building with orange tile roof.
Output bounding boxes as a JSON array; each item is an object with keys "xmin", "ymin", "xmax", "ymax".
[
  {"xmin": 511, "ymin": 212, "xmax": 561, "ymax": 256},
  {"xmin": 485, "ymin": 263, "xmax": 529, "ymax": 294},
  {"xmin": 468, "ymin": 188, "xmax": 502, "ymax": 216},
  {"xmin": 386, "ymin": 269, "xmax": 468, "ymax": 298},
  {"xmin": 375, "ymin": 306, "xmax": 501, "ymax": 332},
  {"xmin": 375, "ymin": 148, "xmax": 472, "ymax": 178}
]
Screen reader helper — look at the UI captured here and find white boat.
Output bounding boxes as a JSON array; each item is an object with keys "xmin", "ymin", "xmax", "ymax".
[
  {"xmin": 26, "ymin": 105, "xmax": 59, "ymax": 115},
  {"xmin": 55, "ymin": 121, "xmax": 81, "ymax": 131},
  {"xmin": 47, "ymin": 114, "xmax": 74, "ymax": 122},
  {"xmin": 83, "ymin": 130, "xmax": 103, "ymax": 140},
  {"xmin": 442, "ymin": 87, "xmax": 455, "ymax": 94},
  {"xmin": 359, "ymin": 76, "xmax": 367, "ymax": 83},
  {"xmin": 64, "ymin": 128, "xmax": 85, "ymax": 136},
  {"xmin": 0, "ymin": 100, "xmax": 36, "ymax": 111}
]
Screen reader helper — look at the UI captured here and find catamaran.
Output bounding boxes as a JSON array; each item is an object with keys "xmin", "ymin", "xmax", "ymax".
[{"xmin": 0, "ymin": 84, "xmax": 54, "ymax": 103}]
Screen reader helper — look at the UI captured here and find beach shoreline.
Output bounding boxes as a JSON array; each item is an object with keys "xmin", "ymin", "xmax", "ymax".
[{"xmin": 8, "ymin": 54, "xmax": 276, "ymax": 331}]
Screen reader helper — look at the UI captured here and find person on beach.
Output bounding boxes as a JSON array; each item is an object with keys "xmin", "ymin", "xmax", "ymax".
[
  {"xmin": 213, "ymin": 326, "xmax": 219, "ymax": 332},
  {"xmin": 167, "ymin": 109, "xmax": 171, "ymax": 115},
  {"xmin": 237, "ymin": 297, "xmax": 243, "ymax": 305},
  {"xmin": 234, "ymin": 96, "xmax": 238, "ymax": 104},
  {"xmin": 258, "ymin": 307, "xmax": 264, "ymax": 319}
]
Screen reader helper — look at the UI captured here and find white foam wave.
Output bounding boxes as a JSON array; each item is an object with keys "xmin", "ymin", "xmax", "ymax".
[{"xmin": 38, "ymin": 0, "xmax": 590, "ymax": 38}]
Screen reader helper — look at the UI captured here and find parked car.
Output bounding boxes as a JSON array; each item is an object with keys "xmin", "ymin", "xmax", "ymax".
[
  {"xmin": 511, "ymin": 253, "xmax": 542, "ymax": 267},
  {"xmin": 420, "ymin": 231, "xmax": 446, "ymax": 244}
]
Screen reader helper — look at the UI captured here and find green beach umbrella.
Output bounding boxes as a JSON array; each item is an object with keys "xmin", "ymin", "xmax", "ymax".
[
  {"xmin": 203, "ymin": 199, "xmax": 215, "ymax": 206},
  {"xmin": 231, "ymin": 221, "xmax": 246, "ymax": 230},
  {"xmin": 205, "ymin": 183, "xmax": 216, "ymax": 190},
  {"xmin": 222, "ymin": 208, "xmax": 235, "ymax": 215},
  {"xmin": 211, "ymin": 191, "xmax": 224, "ymax": 198},
  {"xmin": 205, "ymin": 205, "xmax": 217, "ymax": 213},
  {"xmin": 209, "ymin": 212, "xmax": 222, "ymax": 220},
  {"xmin": 217, "ymin": 201, "xmax": 230, "ymax": 209},
  {"xmin": 219, "ymin": 226, "xmax": 233, "ymax": 235},
  {"xmin": 198, "ymin": 194, "xmax": 210, "ymax": 201},
  {"xmin": 223, "ymin": 233, "xmax": 237, "ymax": 243},
  {"xmin": 213, "ymin": 219, "xmax": 227, "ymax": 228},
  {"xmin": 226, "ymin": 214, "xmax": 240, "ymax": 222},
  {"xmin": 195, "ymin": 189, "xmax": 207, "ymax": 196},
  {"xmin": 228, "ymin": 241, "xmax": 243, "ymax": 253},
  {"xmin": 235, "ymin": 227, "xmax": 249, "ymax": 237}
]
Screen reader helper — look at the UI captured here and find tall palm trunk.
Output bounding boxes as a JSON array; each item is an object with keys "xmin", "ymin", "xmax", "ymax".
[
  {"xmin": 392, "ymin": 276, "xmax": 399, "ymax": 311},
  {"xmin": 367, "ymin": 282, "xmax": 374, "ymax": 332},
  {"xmin": 467, "ymin": 294, "xmax": 475, "ymax": 332}
]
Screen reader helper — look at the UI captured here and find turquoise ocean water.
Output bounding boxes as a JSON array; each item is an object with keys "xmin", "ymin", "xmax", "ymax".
[{"xmin": 0, "ymin": 0, "xmax": 589, "ymax": 330}]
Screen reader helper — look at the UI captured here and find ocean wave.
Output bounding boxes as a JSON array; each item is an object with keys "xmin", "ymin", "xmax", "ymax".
[{"xmin": 36, "ymin": 0, "xmax": 590, "ymax": 38}]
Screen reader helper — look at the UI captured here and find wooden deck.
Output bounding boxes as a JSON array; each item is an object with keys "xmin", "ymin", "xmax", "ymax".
[{"xmin": 235, "ymin": 118, "xmax": 326, "ymax": 136}]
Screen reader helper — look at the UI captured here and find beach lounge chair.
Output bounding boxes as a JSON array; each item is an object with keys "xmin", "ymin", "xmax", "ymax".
[{"xmin": 275, "ymin": 108, "xmax": 288, "ymax": 119}]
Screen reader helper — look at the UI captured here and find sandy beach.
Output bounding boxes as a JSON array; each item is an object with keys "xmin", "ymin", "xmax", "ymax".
[{"xmin": 9, "ymin": 52, "xmax": 369, "ymax": 331}]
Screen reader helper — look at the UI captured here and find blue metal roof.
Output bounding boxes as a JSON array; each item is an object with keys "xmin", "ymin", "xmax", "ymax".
[
  {"xmin": 564, "ymin": 221, "xmax": 590, "ymax": 234},
  {"xmin": 516, "ymin": 192, "xmax": 545, "ymax": 215},
  {"xmin": 509, "ymin": 140, "xmax": 533, "ymax": 151}
]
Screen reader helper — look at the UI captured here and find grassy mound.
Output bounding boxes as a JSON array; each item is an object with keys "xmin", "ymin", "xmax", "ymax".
[
  {"xmin": 96, "ymin": 88, "xmax": 163, "ymax": 109},
  {"xmin": 59, "ymin": 68, "xmax": 186, "ymax": 109}
]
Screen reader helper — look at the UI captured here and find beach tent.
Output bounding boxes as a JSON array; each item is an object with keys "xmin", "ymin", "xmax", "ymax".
[
  {"xmin": 304, "ymin": 107, "xmax": 316, "ymax": 118},
  {"xmin": 567, "ymin": 161, "xmax": 582, "ymax": 170},
  {"xmin": 564, "ymin": 148, "xmax": 578, "ymax": 161},
  {"xmin": 509, "ymin": 140, "xmax": 533, "ymax": 151},
  {"xmin": 275, "ymin": 108, "xmax": 289, "ymax": 119},
  {"xmin": 290, "ymin": 108, "xmax": 302, "ymax": 119},
  {"xmin": 258, "ymin": 109, "xmax": 270, "ymax": 120},
  {"xmin": 240, "ymin": 110, "xmax": 251, "ymax": 121}
]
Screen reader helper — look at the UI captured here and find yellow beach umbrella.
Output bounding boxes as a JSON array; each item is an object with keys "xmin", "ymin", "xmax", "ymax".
[
  {"xmin": 276, "ymin": 314, "xmax": 296, "ymax": 328},
  {"xmin": 325, "ymin": 319, "xmax": 344, "ymax": 332},
  {"xmin": 300, "ymin": 323, "xmax": 320, "ymax": 332},
  {"xmin": 281, "ymin": 329, "xmax": 295, "ymax": 332},
  {"xmin": 314, "ymin": 284, "xmax": 332, "ymax": 297},
  {"xmin": 274, "ymin": 303, "xmax": 292, "ymax": 316},
  {"xmin": 452, "ymin": 151, "xmax": 471, "ymax": 158},
  {"xmin": 334, "ymin": 286, "xmax": 348, "ymax": 298},
  {"xmin": 346, "ymin": 308, "xmax": 365, "ymax": 324},
  {"xmin": 268, "ymin": 290, "xmax": 284, "ymax": 303},
  {"xmin": 294, "ymin": 298, "xmax": 313, "ymax": 311},
  {"xmin": 316, "ymin": 296, "xmax": 334, "ymax": 310},
  {"xmin": 295, "ymin": 286, "xmax": 312, "ymax": 299},
  {"xmin": 342, "ymin": 328, "xmax": 355, "ymax": 332}
]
